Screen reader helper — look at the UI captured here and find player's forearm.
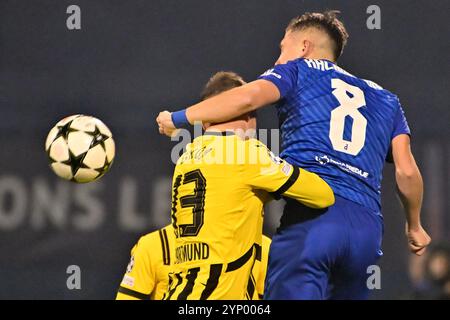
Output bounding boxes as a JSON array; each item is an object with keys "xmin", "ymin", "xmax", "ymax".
[
  {"xmin": 395, "ymin": 164, "xmax": 423, "ymax": 230},
  {"xmin": 186, "ymin": 85, "xmax": 254, "ymax": 124},
  {"xmin": 185, "ymin": 80, "xmax": 280, "ymax": 125}
]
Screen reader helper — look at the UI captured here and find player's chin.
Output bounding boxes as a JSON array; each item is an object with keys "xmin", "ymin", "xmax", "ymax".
[{"xmin": 412, "ymin": 247, "xmax": 427, "ymax": 256}]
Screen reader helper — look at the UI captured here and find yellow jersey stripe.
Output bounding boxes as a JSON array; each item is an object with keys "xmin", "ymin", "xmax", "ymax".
[
  {"xmin": 158, "ymin": 230, "xmax": 168, "ymax": 266},
  {"xmin": 177, "ymin": 267, "xmax": 200, "ymax": 300},
  {"xmin": 254, "ymin": 243, "xmax": 262, "ymax": 261},
  {"xmin": 165, "ymin": 273, "xmax": 183, "ymax": 300},
  {"xmin": 226, "ymin": 245, "xmax": 255, "ymax": 272},
  {"xmin": 246, "ymin": 269, "xmax": 257, "ymax": 298},
  {"xmin": 163, "ymin": 229, "xmax": 171, "ymax": 265},
  {"xmin": 159, "ymin": 229, "xmax": 171, "ymax": 266},
  {"xmin": 200, "ymin": 264, "xmax": 223, "ymax": 300}
]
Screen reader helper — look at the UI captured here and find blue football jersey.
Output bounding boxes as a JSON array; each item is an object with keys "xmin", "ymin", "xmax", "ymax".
[{"xmin": 259, "ymin": 58, "xmax": 410, "ymax": 211}]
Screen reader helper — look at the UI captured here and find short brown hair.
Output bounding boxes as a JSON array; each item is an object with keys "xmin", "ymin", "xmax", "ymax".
[
  {"xmin": 200, "ymin": 71, "xmax": 246, "ymax": 100},
  {"xmin": 286, "ymin": 10, "xmax": 349, "ymax": 60}
]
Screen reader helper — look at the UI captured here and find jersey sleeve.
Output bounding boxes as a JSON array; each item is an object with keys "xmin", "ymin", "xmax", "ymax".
[
  {"xmin": 391, "ymin": 104, "xmax": 411, "ymax": 139},
  {"xmin": 243, "ymin": 140, "xmax": 334, "ymax": 209},
  {"xmin": 385, "ymin": 104, "xmax": 411, "ymax": 163},
  {"xmin": 258, "ymin": 61, "xmax": 298, "ymax": 98},
  {"xmin": 116, "ymin": 236, "xmax": 156, "ymax": 300}
]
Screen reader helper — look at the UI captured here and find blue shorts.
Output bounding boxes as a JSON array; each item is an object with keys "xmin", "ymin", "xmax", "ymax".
[{"xmin": 265, "ymin": 196, "xmax": 384, "ymax": 300}]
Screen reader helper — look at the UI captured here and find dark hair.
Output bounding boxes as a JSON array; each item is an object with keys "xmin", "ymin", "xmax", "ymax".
[
  {"xmin": 286, "ymin": 10, "xmax": 349, "ymax": 60},
  {"xmin": 200, "ymin": 71, "xmax": 246, "ymax": 100}
]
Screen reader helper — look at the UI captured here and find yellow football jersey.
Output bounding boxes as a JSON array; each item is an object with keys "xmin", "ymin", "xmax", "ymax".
[
  {"xmin": 165, "ymin": 132, "xmax": 334, "ymax": 300},
  {"xmin": 247, "ymin": 234, "xmax": 271, "ymax": 300},
  {"xmin": 116, "ymin": 224, "xmax": 174, "ymax": 300}
]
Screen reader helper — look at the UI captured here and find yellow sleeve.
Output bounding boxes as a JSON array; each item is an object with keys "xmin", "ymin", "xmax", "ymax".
[
  {"xmin": 116, "ymin": 235, "xmax": 156, "ymax": 300},
  {"xmin": 256, "ymin": 235, "xmax": 271, "ymax": 299},
  {"xmin": 244, "ymin": 139, "xmax": 335, "ymax": 208},
  {"xmin": 283, "ymin": 168, "xmax": 335, "ymax": 209}
]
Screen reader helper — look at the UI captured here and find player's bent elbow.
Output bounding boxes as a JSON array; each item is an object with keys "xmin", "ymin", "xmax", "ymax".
[
  {"xmin": 303, "ymin": 182, "xmax": 335, "ymax": 209},
  {"xmin": 295, "ymin": 170, "xmax": 335, "ymax": 209},
  {"xmin": 395, "ymin": 166, "xmax": 420, "ymax": 182},
  {"xmin": 325, "ymin": 187, "xmax": 335, "ymax": 207},
  {"xmin": 314, "ymin": 184, "xmax": 335, "ymax": 209}
]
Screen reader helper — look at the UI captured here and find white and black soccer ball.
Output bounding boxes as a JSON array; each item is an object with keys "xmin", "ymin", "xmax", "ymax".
[{"xmin": 45, "ymin": 115, "xmax": 115, "ymax": 183}]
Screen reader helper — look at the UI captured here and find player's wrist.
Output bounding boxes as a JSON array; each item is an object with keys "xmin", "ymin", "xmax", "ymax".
[
  {"xmin": 171, "ymin": 109, "xmax": 190, "ymax": 128},
  {"xmin": 406, "ymin": 221, "xmax": 421, "ymax": 233}
]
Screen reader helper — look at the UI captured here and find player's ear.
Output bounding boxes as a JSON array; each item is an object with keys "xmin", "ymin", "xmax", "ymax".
[{"xmin": 301, "ymin": 39, "xmax": 312, "ymax": 57}]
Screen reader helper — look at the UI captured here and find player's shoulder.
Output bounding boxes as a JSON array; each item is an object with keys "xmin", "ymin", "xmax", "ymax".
[
  {"xmin": 245, "ymin": 138, "xmax": 267, "ymax": 149},
  {"xmin": 135, "ymin": 230, "xmax": 159, "ymax": 249},
  {"xmin": 333, "ymin": 66, "xmax": 401, "ymax": 104},
  {"xmin": 244, "ymin": 138, "xmax": 271, "ymax": 158},
  {"xmin": 360, "ymin": 77, "xmax": 401, "ymax": 104},
  {"xmin": 160, "ymin": 224, "xmax": 175, "ymax": 242},
  {"xmin": 245, "ymin": 138, "xmax": 285, "ymax": 165},
  {"xmin": 260, "ymin": 59, "xmax": 302, "ymax": 87},
  {"xmin": 136, "ymin": 224, "xmax": 173, "ymax": 248},
  {"xmin": 376, "ymin": 85, "xmax": 400, "ymax": 103}
]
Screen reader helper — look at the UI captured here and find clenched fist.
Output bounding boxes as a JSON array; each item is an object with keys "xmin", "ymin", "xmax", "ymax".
[
  {"xmin": 406, "ymin": 224, "xmax": 431, "ymax": 256},
  {"xmin": 156, "ymin": 111, "xmax": 177, "ymax": 137}
]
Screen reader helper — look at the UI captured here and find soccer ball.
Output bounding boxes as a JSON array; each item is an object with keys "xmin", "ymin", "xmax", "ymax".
[{"xmin": 45, "ymin": 115, "xmax": 115, "ymax": 183}]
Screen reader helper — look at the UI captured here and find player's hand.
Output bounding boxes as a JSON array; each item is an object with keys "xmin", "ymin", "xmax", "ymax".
[
  {"xmin": 406, "ymin": 224, "xmax": 431, "ymax": 256},
  {"xmin": 156, "ymin": 111, "xmax": 177, "ymax": 137}
]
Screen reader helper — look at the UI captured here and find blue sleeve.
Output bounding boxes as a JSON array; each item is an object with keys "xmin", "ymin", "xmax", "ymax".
[
  {"xmin": 391, "ymin": 105, "xmax": 411, "ymax": 139},
  {"xmin": 258, "ymin": 61, "xmax": 298, "ymax": 98}
]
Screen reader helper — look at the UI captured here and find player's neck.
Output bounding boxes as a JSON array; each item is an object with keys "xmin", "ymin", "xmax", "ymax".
[{"xmin": 305, "ymin": 51, "xmax": 336, "ymax": 63}]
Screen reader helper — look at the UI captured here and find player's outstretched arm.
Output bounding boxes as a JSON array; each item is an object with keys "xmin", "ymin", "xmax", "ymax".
[
  {"xmin": 391, "ymin": 134, "xmax": 431, "ymax": 256},
  {"xmin": 244, "ymin": 141, "xmax": 335, "ymax": 209},
  {"xmin": 156, "ymin": 80, "xmax": 280, "ymax": 136},
  {"xmin": 186, "ymin": 80, "xmax": 279, "ymax": 123}
]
